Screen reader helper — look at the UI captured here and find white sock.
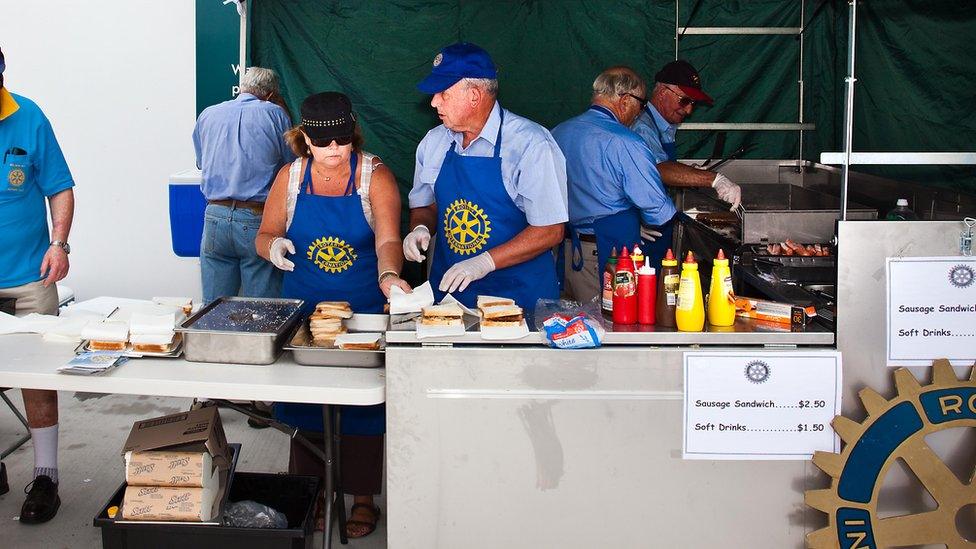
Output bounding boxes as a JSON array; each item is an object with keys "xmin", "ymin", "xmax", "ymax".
[{"xmin": 30, "ymin": 424, "xmax": 58, "ymax": 483}]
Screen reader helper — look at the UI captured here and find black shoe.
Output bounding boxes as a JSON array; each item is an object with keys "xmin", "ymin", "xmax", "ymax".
[
  {"xmin": 19, "ymin": 475, "xmax": 60, "ymax": 524},
  {"xmin": 0, "ymin": 463, "xmax": 8, "ymax": 496}
]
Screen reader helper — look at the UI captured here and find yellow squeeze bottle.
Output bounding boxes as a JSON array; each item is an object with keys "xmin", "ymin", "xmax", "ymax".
[
  {"xmin": 675, "ymin": 251, "xmax": 705, "ymax": 331},
  {"xmin": 707, "ymin": 249, "xmax": 736, "ymax": 326}
]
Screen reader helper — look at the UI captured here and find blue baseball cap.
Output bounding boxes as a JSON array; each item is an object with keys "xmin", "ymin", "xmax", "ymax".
[{"xmin": 417, "ymin": 42, "xmax": 497, "ymax": 94}]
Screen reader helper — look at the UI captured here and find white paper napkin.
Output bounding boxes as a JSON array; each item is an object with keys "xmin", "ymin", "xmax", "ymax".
[{"xmin": 390, "ymin": 281, "xmax": 434, "ymax": 314}]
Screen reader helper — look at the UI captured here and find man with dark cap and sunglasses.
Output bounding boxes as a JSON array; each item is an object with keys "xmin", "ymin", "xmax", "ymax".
[
  {"xmin": 0, "ymin": 45, "xmax": 76, "ymax": 524},
  {"xmin": 404, "ymin": 42, "xmax": 568, "ymax": 310},
  {"xmin": 192, "ymin": 67, "xmax": 295, "ymax": 305},
  {"xmin": 631, "ymin": 60, "xmax": 742, "ymax": 256}
]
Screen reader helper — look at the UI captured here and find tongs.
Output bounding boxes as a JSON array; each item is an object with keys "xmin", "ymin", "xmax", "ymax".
[{"xmin": 703, "ymin": 142, "xmax": 756, "ymax": 172}]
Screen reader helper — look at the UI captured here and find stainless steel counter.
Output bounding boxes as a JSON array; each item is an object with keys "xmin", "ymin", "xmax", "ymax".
[{"xmin": 385, "ymin": 316, "xmax": 833, "ymax": 346}]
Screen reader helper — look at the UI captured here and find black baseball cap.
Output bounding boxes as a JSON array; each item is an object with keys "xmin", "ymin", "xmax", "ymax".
[
  {"xmin": 655, "ymin": 60, "xmax": 713, "ymax": 105},
  {"xmin": 300, "ymin": 92, "xmax": 357, "ymax": 141}
]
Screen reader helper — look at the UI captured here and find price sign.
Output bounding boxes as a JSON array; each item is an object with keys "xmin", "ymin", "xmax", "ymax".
[
  {"xmin": 886, "ymin": 257, "xmax": 976, "ymax": 367},
  {"xmin": 683, "ymin": 351, "xmax": 842, "ymax": 460}
]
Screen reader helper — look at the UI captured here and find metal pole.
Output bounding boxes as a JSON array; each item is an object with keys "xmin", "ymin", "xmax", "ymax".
[
  {"xmin": 797, "ymin": 0, "xmax": 806, "ymax": 172},
  {"xmin": 674, "ymin": 0, "xmax": 680, "ymax": 60},
  {"xmin": 238, "ymin": 1, "xmax": 247, "ymax": 86},
  {"xmin": 840, "ymin": 0, "xmax": 858, "ymax": 221}
]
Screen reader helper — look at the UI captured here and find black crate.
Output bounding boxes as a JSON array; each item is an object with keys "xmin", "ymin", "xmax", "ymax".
[{"xmin": 93, "ymin": 472, "xmax": 321, "ymax": 549}]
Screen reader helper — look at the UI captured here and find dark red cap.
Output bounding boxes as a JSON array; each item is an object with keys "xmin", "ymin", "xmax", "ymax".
[{"xmin": 655, "ymin": 60, "xmax": 713, "ymax": 105}]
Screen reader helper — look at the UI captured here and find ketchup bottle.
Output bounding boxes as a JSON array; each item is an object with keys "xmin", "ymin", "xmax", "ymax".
[
  {"xmin": 613, "ymin": 246, "xmax": 637, "ymax": 324},
  {"xmin": 637, "ymin": 257, "xmax": 657, "ymax": 325}
]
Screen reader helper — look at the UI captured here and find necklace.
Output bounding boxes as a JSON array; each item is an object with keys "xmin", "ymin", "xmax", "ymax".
[{"xmin": 312, "ymin": 162, "xmax": 347, "ymax": 183}]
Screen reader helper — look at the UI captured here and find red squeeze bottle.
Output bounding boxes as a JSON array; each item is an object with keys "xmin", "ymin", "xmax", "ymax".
[
  {"xmin": 637, "ymin": 257, "xmax": 657, "ymax": 325},
  {"xmin": 612, "ymin": 247, "xmax": 638, "ymax": 324}
]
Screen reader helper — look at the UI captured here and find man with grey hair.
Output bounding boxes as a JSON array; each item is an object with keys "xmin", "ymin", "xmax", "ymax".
[
  {"xmin": 553, "ymin": 66, "xmax": 676, "ymax": 302},
  {"xmin": 404, "ymin": 42, "xmax": 568, "ymax": 310},
  {"xmin": 192, "ymin": 67, "xmax": 295, "ymax": 303}
]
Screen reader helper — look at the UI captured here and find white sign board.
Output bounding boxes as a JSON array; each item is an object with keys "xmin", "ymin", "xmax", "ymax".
[
  {"xmin": 886, "ymin": 257, "xmax": 976, "ymax": 367},
  {"xmin": 683, "ymin": 352, "xmax": 842, "ymax": 460}
]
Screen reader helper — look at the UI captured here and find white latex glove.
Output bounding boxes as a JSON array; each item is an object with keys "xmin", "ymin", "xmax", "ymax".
[
  {"xmin": 439, "ymin": 251, "xmax": 495, "ymax": 294},
  {"xmin": 640, "ymin": 225, "xmax": 664, "ymax": 242},
  {"xmin": 269, "ymin": 237, "xmax": 296, "ymax": 271},
  {"xmin": 403, "ymin": 225, "xmax": 431, "ymax": 262},
  {"xmin": 711, "ymin": 173, "xmax": 742, "ymax": 211}
]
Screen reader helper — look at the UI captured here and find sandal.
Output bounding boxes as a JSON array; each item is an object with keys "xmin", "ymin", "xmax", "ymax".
[{"xmin": 345, "ymin": 503, "xmax": 380, "ymax": 539}]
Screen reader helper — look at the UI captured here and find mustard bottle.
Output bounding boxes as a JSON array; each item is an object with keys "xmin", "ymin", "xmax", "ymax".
[
  {"xmin": 675, "ymin": 251, "xmax": 705, "ymax": 332},
  {"xmin": 707, "ymin": 249, "xmax": 736, "ymax": 326}
]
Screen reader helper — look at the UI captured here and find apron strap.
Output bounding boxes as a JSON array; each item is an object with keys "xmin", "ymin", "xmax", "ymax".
[
  {"xmin": 493, "ymin": 108, "xmax": 505, "ymax": 158},
  {"xmin": 342, "ymin": 152, "xmax": 359, "ymax": 196},
  {"xmin": 300, "ymin": 157, "xmax": 313, "ymax": 195}
]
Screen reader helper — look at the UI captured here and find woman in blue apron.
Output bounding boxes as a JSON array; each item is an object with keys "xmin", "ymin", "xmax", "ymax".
[
  {"xmin": 256, "ymin": 92, "xmax": 409, "ymax": 538},
  {"xmin": 428, "ymin": 109, "xmax": 559, "ymax": 310}
]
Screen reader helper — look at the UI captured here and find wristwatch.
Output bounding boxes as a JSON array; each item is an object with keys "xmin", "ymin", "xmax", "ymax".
[{"xmin": 50, "ymin": 240, "xmax": 70, "ymax": 254}]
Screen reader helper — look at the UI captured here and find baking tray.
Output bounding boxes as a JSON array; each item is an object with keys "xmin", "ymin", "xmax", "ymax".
[
  {"xmin": 176, "ymin": 297, "xmax": 304, "ymax": 365},
  {"xmin": 284, "ymin": 320, "xmax": 385, "ymax": 368},
  {"xmin": 75, "ymin": 333, "xmax": 184, "ymax": 358}
]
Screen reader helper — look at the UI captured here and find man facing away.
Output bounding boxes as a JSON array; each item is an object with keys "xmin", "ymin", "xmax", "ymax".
[{"xmin": 192, "ymin": 67, "xmax": 295, "ymax": 303}]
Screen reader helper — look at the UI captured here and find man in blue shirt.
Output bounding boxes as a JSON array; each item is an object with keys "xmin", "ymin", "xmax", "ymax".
[
  {"xmin": 192, "ymin": 67, "xmax": 295, "ymax": 303},
  {"xmin": 403, "ymin": 43, "xmax": 568, "ymax": 310},
  {"xmin": 553, "ymin": 66, "xmax": 676, "ymax": 302},
  {"xmin": 631, "ymin": 60, "xmax": 741, "ymax": 210},
  {"xmin": 0, "ymin": 45, "xmax": 75, "ymax": 523}
]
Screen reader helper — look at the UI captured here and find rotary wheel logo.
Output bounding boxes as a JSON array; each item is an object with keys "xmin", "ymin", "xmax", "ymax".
[
  {"xmin": 444, "ymin": 199, "xmax": 491, "ymax": 255},
  {"xmin": 307, "ymin": 236, "xmax": 356, "ymax": 274},
  {"xmin": 948, "ymin": 264, "xmax": 974, "ymax": 288},
  {"xmin": 745, "ymin": 360, "xmax": 770, "ymax": 384},
  {"xmin": 805, "ymin": 360, "xmax": 976, "ymax": 548},
  {"xmin": 8, "ymin": 167, "xmax": 25, "ymax": 187}
]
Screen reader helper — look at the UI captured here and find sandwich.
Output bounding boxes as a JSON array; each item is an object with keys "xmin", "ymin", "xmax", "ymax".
[
  {"xmin": 420, "ymin": 303, "xmax": 464, "ymax": 327},
  {"xmin": 477, "ymin": 295, "xmax": 516, "ymax": 309},
  {"xmin": 480, "ymin": 304, "xmax": 524, "ymax": 327},
  {"xmin": 335, "ymin": 333, "xmax": 382, "ymax": 351},
  {"xmin": 314, "ymin": 301, "xmax": 353, "ymax": 319},
  {"xmin": 82, "ymin": 320, "xmax": 130, "ymax": 351},
  {"xmin": 129, "ymin": 332, "xmax": 177, "ymax": 354}
]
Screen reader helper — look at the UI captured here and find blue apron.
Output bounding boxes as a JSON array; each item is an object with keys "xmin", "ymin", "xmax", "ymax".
[
  {"xmin": 428, "ymin": 108, "xmax": 558, "ymax": 310},
  {"xmin": 275, "ymin": 154, "xmax": 385, "ymax": 435},
  {"xmin": 642, "ymin": 105, "xmax": 677, "ymax": 267},
  {"xmin": 566, "ymin": 106, "xmax": 644, "ymax": 287}
]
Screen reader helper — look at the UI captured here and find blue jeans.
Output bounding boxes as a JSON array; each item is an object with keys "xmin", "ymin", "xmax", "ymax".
[{"xmin": 200, "ymin": 204, "xmax": 282, "ymax": 303}]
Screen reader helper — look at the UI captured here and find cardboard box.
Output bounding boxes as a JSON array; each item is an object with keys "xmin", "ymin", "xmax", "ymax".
[
  {"xmin": 124, "ymin": 450, "xmax": 215, "ymax": 488},
  {"xmin": 122, "ymin": 407, "xmax": 229, "ymax": 470},
  {"xmin": 734, "ymin": 296, "xmax": 816, "ymax": 329},
  {"xmin": 121, "ymin": 481, "xmax": 218, "ymax": 522}
]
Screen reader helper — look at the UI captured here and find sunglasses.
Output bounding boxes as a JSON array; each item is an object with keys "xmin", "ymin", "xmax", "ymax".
[
  {"xmin": 308, "ymin": 134, "xmax": 354, "ymax": 147},
  {"xmin": 623, "ymin": 93, "xmax": 648, "ymax": 109},
  {"xmin": 663, "ymin": 86, "xmax": 697, "ymax": 108}
]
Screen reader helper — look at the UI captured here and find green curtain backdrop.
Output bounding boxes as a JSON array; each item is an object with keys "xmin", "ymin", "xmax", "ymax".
[{"xmin": 249, "ymin": 0, "xmax": 974, "ymax": 196}]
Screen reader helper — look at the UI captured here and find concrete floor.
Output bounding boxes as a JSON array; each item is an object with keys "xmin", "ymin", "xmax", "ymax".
[{"xmin": 0, "ymin": 390, "xmax": 386, "ymax": 548}]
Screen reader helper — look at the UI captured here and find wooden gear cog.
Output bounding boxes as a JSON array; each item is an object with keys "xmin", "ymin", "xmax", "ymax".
[{"xmin": 805, "ymin": 359, "xmax": 976, "ymax": 548}]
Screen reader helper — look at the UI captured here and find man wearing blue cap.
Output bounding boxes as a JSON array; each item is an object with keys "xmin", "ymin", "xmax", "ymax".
[
  {"xmin": 0, "ymin": 45, "xmax": 75, "ymax": 523},
  {"xmin": 403, "ymin": 42, "xmax": 568, "ymax": 310}
]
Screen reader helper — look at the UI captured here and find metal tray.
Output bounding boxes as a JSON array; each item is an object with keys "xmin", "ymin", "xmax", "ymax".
[
  {"xmin": 176, "ymin": 297, "xmax": 304, "ymax": 365},
  {"xmin": 284, "ymin": 321, "xmax": 385, "ymax": 368},
  {"xmin": 75, "ymin": 333, "xmax": 184, "ymax": 358}
]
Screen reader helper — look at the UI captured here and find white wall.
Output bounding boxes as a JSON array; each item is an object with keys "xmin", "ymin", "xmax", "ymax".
[{"xmin": 0, "ymin": 1, "xmax": 201, "ymax": 301}]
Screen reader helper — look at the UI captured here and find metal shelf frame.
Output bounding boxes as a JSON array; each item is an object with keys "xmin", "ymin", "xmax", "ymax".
[{"xmin": 674, "ymin": 0, "xmax": 813, "ymax": 168}]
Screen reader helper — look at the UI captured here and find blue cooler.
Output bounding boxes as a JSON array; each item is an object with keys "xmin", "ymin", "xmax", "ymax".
[{"xmin": 169, "ymin": 169, "xmax": 207, "ymax": 257}]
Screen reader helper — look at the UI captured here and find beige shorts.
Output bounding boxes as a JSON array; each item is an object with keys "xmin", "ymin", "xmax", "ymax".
[{"xmin": 0, "ymin": 280, "xmax": 59, "ymax": 316}]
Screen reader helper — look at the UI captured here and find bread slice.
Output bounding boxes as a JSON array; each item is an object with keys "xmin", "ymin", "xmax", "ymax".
[
  {"xmin": 89, "ymin": 340, "xmax": 128, "ymax": 351},
  {"xmin": 477, "ymin": 295, "xmax": 516, "ymax": 309},
  {"xmin": 314, "ymin": 301, "xmax": 353, "ymax": 319},
  {"xmin": 420, "ymin": 316, "xmax": 463, "ymax": 327},
  {"xmin": 335, "ymin": 333, "xmax": 382, "ymax": 351},
  {"xmin": 421, "ymin": 303, "xmax": 464, "ymax": 326}
]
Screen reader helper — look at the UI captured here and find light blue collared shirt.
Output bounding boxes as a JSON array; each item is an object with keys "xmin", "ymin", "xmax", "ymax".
[
  {"xmin": 409, "ymin": 101, "xmax": 568, "ymax": 226},
  {"xmin": 551, "ymin": 106, "xmax": 676, "ymax": 229},
  {"xmin": 193, "ymin": 93, "xmax": 295, "ymax": 202},
  {"xmin": 631, "ymin": 104, "xmax": 677, "ymax": 164}
]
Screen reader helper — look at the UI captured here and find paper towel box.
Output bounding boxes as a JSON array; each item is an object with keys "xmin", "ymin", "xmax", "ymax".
[{"xmin": 122, "ymin": 407, "xmax": 229, "ymax": 470}]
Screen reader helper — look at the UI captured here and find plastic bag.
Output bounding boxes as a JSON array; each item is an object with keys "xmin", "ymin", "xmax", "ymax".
[
  {"xmin": 223, "ymin": 500, "xmax": 289, "ymax": 528},
  {"xmin": 533, "ymin": 298, "xmax": 606, "ymax": 349}
]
